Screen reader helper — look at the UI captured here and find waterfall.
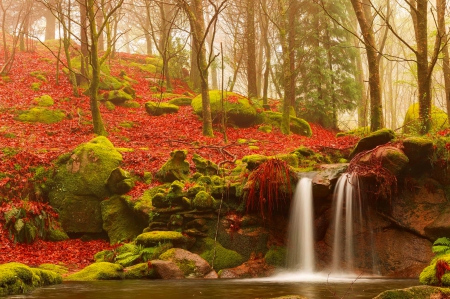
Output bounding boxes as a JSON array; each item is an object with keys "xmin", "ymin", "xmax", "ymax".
[
  {"xmin": 286, "ymin": 177, "xmax": 315, "ymax": 273},
  {"xmin": 331, "ymin": 173, "xmax": 375, "ymax": 274}
]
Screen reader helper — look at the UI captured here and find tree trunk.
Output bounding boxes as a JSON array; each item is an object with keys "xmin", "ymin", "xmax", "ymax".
[
  {"xmin": 44, "ymin": 6, "xmax": 56, "ymax": 41},
  {"xmin": 437, "ymin": 0, "xmax": 450, "ymax": 124},
  {"xmin": 278, "ymin": 0, "xmax": 291, "ymax": 134},
  {"xmin": 287, "ymin": 0, "xmax": 297, "ymax": 110},
  {"xmin": 87, "ymin": 0, "xmax": 107, "ymax": 136},
  {"xmin": 351, "ymin": 0, "xmax": 383, "ymax": 131},
  {"xmin": 246, "ymin": 0, "xmax": 258, "ymax": 99},
  {"xmin": 261, "ymin": 0, "xmax": 270, "ymax": 108},
  {"xmin": 79, "ymin": 0, "xmax": 89, "ymax": 85}
]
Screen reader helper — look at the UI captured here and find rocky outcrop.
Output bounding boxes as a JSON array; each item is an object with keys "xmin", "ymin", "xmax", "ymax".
[{"xmin": 159, "ymin": 248, "xmax": 217, "ymax": 278}]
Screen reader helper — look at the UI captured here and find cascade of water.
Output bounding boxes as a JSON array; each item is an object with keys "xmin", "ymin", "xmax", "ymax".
[
  {"xmin": 286, "ymin": 177, "xmax": 315, "ymax": 272},
  {"xmin": 331, "ymin": 173, "xmax": 362, "ymax": 273}
]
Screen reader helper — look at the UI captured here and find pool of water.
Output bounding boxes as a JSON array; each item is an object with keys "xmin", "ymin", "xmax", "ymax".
[{"xmin": 9, "ymin": 275, "xmax": 419, "ymax": 299}]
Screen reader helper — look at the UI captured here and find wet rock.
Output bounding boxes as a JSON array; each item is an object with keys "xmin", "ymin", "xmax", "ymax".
[
  {"xmin": 218, "ymin": 256, "xmax": 275, "ymax": 278},
  {"xmin": 159, "ymin": 248, "xmax": 217, "ymax": 278},
  {"xmin": 349, "ymin": 128, "xmax": 395, "ymax": 159},
  {"xmin": 312, "ymin": 163, "xmax": 348, "ymax": 198},
  {"xmin": 151, "ymin": 260, "xmax": 184, "ymax": 279}
]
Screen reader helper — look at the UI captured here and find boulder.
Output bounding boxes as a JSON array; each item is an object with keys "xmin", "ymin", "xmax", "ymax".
[
  {"xmin": 58, "ymin": 195, "xmax": 103, "ymax": 233},
  {"xmin": 192, "ymin": 191, "xmax": 216, "ymax": 210},
  {"xmin": 311, "ymin": 163, "xmax": 348, "ymax": 198},
  {"xmin": 261, "ymin": 111, "xmax": 312, "ymax": 137},
  {"xmin": 193, "ymin": 237, "xmax": 245, "ymax": 271},
  {"xmin": 145, "ymin": 101, "xmax": 179, "ymax": 116},
  {"xmin": 123, "ymin": 263, "xmax": 156, "ymax": 279},
  {"xmin": 150, "ymin": 260, "xmax": 184, "ymax": 279},
  {"xmin": 155, "ymin": 150, "xmax": 190, "ymax": 183},
  {"xmin": 403, "ymin": 103, "xmax": 449, "ymax": 134},
  {"xmin": 358, "ymin": 146, "xmax": 409, "ymax": 176},
  {"xmin": 135, "ymin": 231, "xmax": 194, "ymax": 249},
  {"xmin": 65, "ymin": 262, "xmax": 123, "ymax": 281},
  {"xmin": 101, "ymin": 195, "xmax": 146, "ymax": 244},
  {"xmin": 106, "ymin": 167, "xmax": 134, "ymax": 195},
  {"xmin": 191, "ymin": 90, "xmax": 258, "ymax": 127},
  {"xmin": 159, "ymin": 248, "xmax": 217, "ymax": 278},
  {"xmin": 218, "ymin": 256, "xmax": 275, "ymax": 278},
  {"xmin": 349, "ymin": 128, "xmax": 395, "ymax": 159},
  {"xmin": 192, "ymin": 154, "xmax": 218, "ymax": 175},
  {"xmin": 103, "ymin": 89, "xmax": 134, "ymax": 104},
  {"xmin": 402, "ymin": 137, "xmax": 434, "ymax": 163}
]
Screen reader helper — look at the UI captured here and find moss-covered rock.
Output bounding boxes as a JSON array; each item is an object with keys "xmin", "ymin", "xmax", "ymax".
[
  {"xmin": 168, "ymin": 97, "xmax": 193, "ymax": 106},
  {"xmin": 16, "ymin": 107, "xmax": 65, "ymax": 124},
  {"xmin": 106, "ymin": 167, "xmax": 134, "ymax": 195},
  {"xmin": 374, "ymin": 286, "xmax": 450, "ymax": 299},
  {"xmin": 359, "ymin": 146, "xmax": 409, "ymax": 176},
  {"xmin": 193, "ymin": 154, "xmax": 218, "ymax": 175},
  {"xmin": 45, "ymin": 229, "xmax": 69, "ymax": 241},
  {"xmin": 420, "ymin": 254, "xmax": 450, "ymax": 286},
  {"xmin": 402, "ymin": 137, "xmax": 434, "ymax": 163},
  {"xmin": 38, "ymin": 264, "xmax": 69, "ymax": 275},
  {"xmin": 135, "ymin": 231, "xmax": 185, "ymax": 247},
  {"xmin": 349, "ymin": 128, "xmax": 395, "ymax": 159},
  {"xmin": 159, "ymin": 248, "xmax": 214, "ymax": 278},
  {"xmin": 192, "ymin": 191, "xmax": 216, "ymax": 210},
  {"xmin": 191, "ymin": 90, "xmax": 258, "ymax": 127},
  {"xmin": 403, "ymin": 103, "xmax": 449, "ymax": 134},
  {"xmin": 264, "ymin": 246, "xmax": 287, "ymax": 267},
  {"xmin": 194, "ymin": 238, "xmax": 245, "ymax": 271},
  {"xmin": 123, "ymin": 263, "xmax": 156, "ymax": 279},
  {"xmin": 101, "ymin": 195, "xmax": 145, "ymax": 244},
  {"xmin": 0, "ymin": 262, "xmax": 62, "ymax": 297},
  {"xmin": 145, "ymin": 101, "xmax": 179, "ymax": 116},
  {"xmin": 33, "ymin": 95, "xmax": 54, "ymax": 107},
  {"xmin": 48, "ymin": 137, "xmax": 123, "ymax": 233},
  {"xmin": 261, "ymin": 111, "xmax": 312, "ymax": 137},
  {"xmin": 155, "ymin": 150, "xmax": 190, "ymax": 183},
  {"xmin": 103, "ymin": 89, "xmax": 134, "ymax": 104},
  {"xmin": 65, "ymin": 262, "xmax": 123, "ymax": 281}
]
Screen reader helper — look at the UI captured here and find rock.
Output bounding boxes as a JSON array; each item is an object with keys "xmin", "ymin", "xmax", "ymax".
[
  {"xmin": 155, "ymin": 150, "xmax": 190, "ymax": 183},
  {"xmin": 135, "ymin": 231, "xmax": 194, "ymax": 249},
  {"xmin": 311, "ymin": 163, "xmax": 348, "ymax": 198},
  {"xmin": 45, "ymin": 229, "xmax": 69, "ymax": 241},
  {"xmin": 106, "ymin": 168, "xmax": 134, "ymax": 195},
  {"xmin": 261, "ymin": 111, "xmax": 312, "ymax": 137},
  {"xmin": 374, "ymin": 286, "xmax": 450, "ymax": 299},
  {"xmin": 159, "ymin": 248, "xmax": 216, "ymax": 278},
  {"xmin": 403, "ymin": 102, "xmax": 449, "ymax": 134},
  {"xmin": 145, "ymin": 101, "xmax": 179, "ymax": 116},
  {"xmin": 168, "ymin": 96, "xmax": 192, "ymax": 106},
  {"xmin": 183, "ymin": 228, "xmax": 208, "ymax": 237},
  {"xmin": 168, "ymin": 214, "xmax": 184, "ymax": 230},
  {"xmin": 420, "ymin": 253, "xmax": 450, "ymax": 286},
  {"xmin": 65, "ymin": 262, "xmax": 123, "ymax": 281},
  {"xmin": 359, "ymin": 146, "xmax": 409, "ymax": 176},
  {"xmin": 103, "ymin": 89, "xmax": 134, "ymax": 104},
  {"xmin": 192, "ymin": 191, "xmax": 216, "ymax": 210},
  {"xmin": 403, "ymin": 137, "xmax": 434, "ymax": 163},
  {"xmin": 218, "ymin": 256, "xmax": 275, "ymax": 278},
  {"xmin": 193, "ymin": 238, "xmax": 245, "ymax": 271},
  {"xmin": 123, "ymin": 263, "xmax": 156, "ymax": 279},
  {"xmin": 349, "ymin": 128, "xmax": 395, "ymax": 159},
  {"xmin": 58, "ymin": 195, "xmax": 103, "ymax": 233},
  {"xmin": 193, "ymin": 154, "xmax": 218, "ymax": 175},
  {"xmin": 16, "ymin": 107, "xmax": 65, "ymax": 124},
  {"xmin": 0, "ymin": 262, "xmax": 62, "ymax": 297},
  {"xmin": 101, "ymin": 195, "xmax": 145, "ymax": 244},
  {"xmin": 191, "ymin": 90, "xmax": 258, "ymax": 127},
  {"xmin": 151, "ymin": 260, "xmax": 184, "ymax": 279},
  {"xmin": 391, "ymin": 178, "xmax": 448, "ymax": 239}
]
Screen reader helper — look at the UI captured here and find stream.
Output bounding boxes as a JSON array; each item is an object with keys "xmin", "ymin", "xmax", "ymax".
[{"xmin": 9, "ymin": 277, "xmax": 418, "ymax": 299}]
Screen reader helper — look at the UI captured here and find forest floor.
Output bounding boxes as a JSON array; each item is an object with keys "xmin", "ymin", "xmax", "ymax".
[{"xmin": 0, "ymin": 43, "xmax": 359, "ymax": 270}]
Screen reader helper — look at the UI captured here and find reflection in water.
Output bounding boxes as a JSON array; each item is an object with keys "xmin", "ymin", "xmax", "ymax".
[{"xmin": 9, "ymin": 278, "xmax": 418, "ymax": 299}]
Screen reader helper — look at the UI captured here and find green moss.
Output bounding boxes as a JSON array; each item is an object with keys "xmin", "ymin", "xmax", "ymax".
[
  {"xmin": 104, "ymin": 101, "xmax": 116, "ymax": 110},
  {"xmin": 192, "ymin": 191, "xmax": 216, "ymax": 210},
  {"xmin": 145, "ymin": 101, "xmax": 179, "ymax": 116},
  {"xmin": 17, "ymin": 107, "xmax": 65, "ymax": 124},
  {"xmin": 159, "ymin": 248, "xmax": 197, "ymax": 275},
  {"xmin": 403, "ymin": 103, "xmax": 449, "ymax": 134},
  {"xmin": 38, "ymin": 264, "xmax": 69, "ymax": 275},
  {"xmin": 121, "ymin": 100, "xmax": 141, "ymax": 108},
  {"xmin": 374, "ymin": 286, "xmax": 450, "ymax": 299},
  {"xmin": 46, "ymin": 229, "xmax": 69, "ymax": 241},
  {"xmin": 191, "ymin": 90, "xmax": 258, "ymax": 127},
  {"xmin": 119, "ymin": 121, "xmax": 134, "ymax": 128},
  {"xmin": 261, "ymin": 111, "xmax": 312, "ymax": 137},
  {"xmin": 30, "ymin": 71, "xmax": 48, "ymax": 82},
  {"xmin": 31, "ymin": 82, "xmax": 41, "ymax": 91},
  {"xmin": 336, "ymin": 127, "xmax": 370, "ymax": 137},
  {"xmin": 168, "ymin": 97, "xmax": 192, "ymax": 106},
  {"xmin": 103, "ymin": 89, "xmax": 134, "ymax": 104},
  {"xmin": 349, "ymin": 128, "xmax": 395, "ymax": 158},
  {"xmin": 155, "ymin": 150, "xmax": 190, "ymax": 182},
  {"xmin": 146, "ymin": 57, "xmax": 163, "ymax": 67},
  {"xmin": 123, "ymin": 263, "xmax": 156, "ymax": 279},
  {"xmin": 65, "ymin": 262, "xmax": 123, "ymax": 281},
  {"xmin": 264, "ymin": 246, "xmax": 287, "ymax": 267},
  {"xmin": 192, "ymin": 154, "xmax": 218, "ymax": 175},
  {"xmin": 258, "ymin": 125, "xmax": 272, "ymax": 133},
  {"xmin": 194, "ymin": 238, "xmax": 244, "ymax": 271},
  {"xmin": 33, "ymin": 94, "xmax": 54, "ymax": 107},
  {"xmin": 0, "ymin": 262, "xmax": 62, "ymax": 296},
  {"xmin": 131, "ymin": 62, "xmax": 158, "ymax": 73},
  {"xmin": 135, "ymin": 231, "xmax": 184, "ymax": 247},
  {"xmin": 98, "ymin": 75, "xmax": 124, "ymax": 91},
  {"xmin": 101, "ymin": 195, "xmax": 145, "ymax": 244},
  {"xmin": 419, "ymin": 254, "xmax": 450, "ymax": 286}
]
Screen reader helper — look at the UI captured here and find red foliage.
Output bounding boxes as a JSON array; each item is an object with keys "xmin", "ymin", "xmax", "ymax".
[
  {"xmin": 0, "ymin": 43, "xmax": 360, "ymax": 268},
  {"xmin": 436, "ymin": 259, "xmax": 450, "ymax": 284}
]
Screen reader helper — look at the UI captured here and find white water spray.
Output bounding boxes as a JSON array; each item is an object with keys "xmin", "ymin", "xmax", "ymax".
[{"xmin": 286, "ymin": 177, "xmax": 315, "ymax": 273}]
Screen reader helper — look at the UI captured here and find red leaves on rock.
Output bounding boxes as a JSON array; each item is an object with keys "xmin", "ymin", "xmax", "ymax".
[{"xmin": 436, "ymin": 259, "xmax": 450, "ymax": 284}]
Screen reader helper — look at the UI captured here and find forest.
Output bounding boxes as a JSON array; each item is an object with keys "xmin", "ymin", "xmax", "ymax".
[{"xmin": 1, "ymin": 0, "xmax": 450, "ymax": 298}]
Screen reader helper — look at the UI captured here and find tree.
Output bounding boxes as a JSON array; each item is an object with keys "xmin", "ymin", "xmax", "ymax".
[
  {"xmin": 176, "ymin": 0, "xmax": 227, "ymax": 137},
  {"xmin": 246, "ymin": 0, "xmax": 258, "ymax": 99}
]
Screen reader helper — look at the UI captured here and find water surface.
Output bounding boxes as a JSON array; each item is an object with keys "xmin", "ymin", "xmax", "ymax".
[{"xmin": 9, "ymin": 277, "xmax": 418, "ymax": 299}]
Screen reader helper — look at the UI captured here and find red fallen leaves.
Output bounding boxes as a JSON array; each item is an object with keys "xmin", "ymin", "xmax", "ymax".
[
  {"xmin": 436, "ymin": 259, "xmax": 450, "ymax": 284},
  {"xmin": 0, "ymin": 223, "xmax": 113, "ymax": 270}
]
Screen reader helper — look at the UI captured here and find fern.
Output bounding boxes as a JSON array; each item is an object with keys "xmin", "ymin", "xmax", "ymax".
[{"xmin": 433, "ymin": 237, "xmax": 450, "ymax": 257}]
